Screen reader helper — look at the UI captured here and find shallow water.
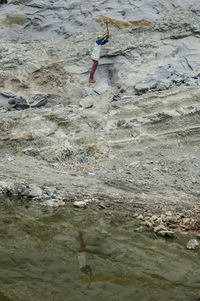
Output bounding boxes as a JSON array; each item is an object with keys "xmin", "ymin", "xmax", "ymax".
[{"xmin": 0, "ymin": 197, "xmax": 200, "ymax": 301}]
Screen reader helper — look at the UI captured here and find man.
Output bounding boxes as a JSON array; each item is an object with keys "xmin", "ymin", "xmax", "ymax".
[
  {"xmin": 1, "ymin": 0, "xmax": 8, "ymax": 4},
  {"xmin": 89, "ymin": 30, "xmax": 109, "ymax": 83}
]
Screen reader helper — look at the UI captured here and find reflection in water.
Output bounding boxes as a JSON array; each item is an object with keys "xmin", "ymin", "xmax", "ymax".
[
  {"xmin": 0, "ymin": 196, "xmax": 200, "ymax": 301},
  {"xmin": 78, "ymin": 231, "xmax": 92, "ymax": 287}
]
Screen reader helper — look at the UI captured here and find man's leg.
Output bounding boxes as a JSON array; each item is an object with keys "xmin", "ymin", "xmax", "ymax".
[
  {"xmin": 79, "ymin": 231, "xmax": 86, "ymax": 252},
  {"xmin": 89, "ymin": 60, "xmax": 98, "ymax": 82}
]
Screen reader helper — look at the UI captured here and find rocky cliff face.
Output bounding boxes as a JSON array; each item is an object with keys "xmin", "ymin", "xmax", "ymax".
[
  {"xmin": 0, "ymin": 0, "xmax": 200, "ymax": 232},
  {"xmin": 1, "ymin": 0, "xmax": 200, "ymax": 95}
]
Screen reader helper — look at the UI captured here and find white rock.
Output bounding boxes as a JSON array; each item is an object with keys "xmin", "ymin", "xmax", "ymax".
[
  {"xmin": 136, "ymin": 214, "xmax": 144, "ymax": 220},
  {"xmin": 73, "ymin": 200, "xmax": 90, "ymax": 208},
  {"xmin": 186, "ymin": 239, "xmax": 199, "ymax": 250}
]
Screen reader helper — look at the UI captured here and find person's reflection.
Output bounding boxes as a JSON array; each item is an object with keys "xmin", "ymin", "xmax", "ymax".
[{"xmin": 78, "ymin": 231, "xmax": 92, "ymax": 286}]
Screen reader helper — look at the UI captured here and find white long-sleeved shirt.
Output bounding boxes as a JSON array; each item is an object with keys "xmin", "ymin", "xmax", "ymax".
[{"xmin": 91, "ymin": 33, "xmax": 108, "ymax": 61}]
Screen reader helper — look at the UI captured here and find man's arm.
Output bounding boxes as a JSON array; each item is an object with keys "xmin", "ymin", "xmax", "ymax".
[
  {"xmin": 101, "ymin": 39, "xmax": 108, "ymax": 45},
  {"xmin": 100, "ymin": 31, "xmax": 109, "ymax": 45},
  {"xmin": 96, "ymin": 31, "xmax": 109, "ymax": 45}
]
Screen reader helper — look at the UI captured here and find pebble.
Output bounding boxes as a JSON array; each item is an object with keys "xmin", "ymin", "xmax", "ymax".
[
  {"xmin": 166, "ymin": 211, "xmax": 172, "ymax": 216},
  {"xmin": 165, "ymin": 216, "xmax": 178, "ymax": 223},
  {"xmin": 22, "ymin": 184, "xmax": 43, "ymax": 198},
  {"xmin": 154, "ymin": 224, "xmax": 166, "ymax": 232},
  {"xmin": 136, "ymin": 214, "xmax": 144, "ymax": 220},
  {"xmin": 73, "ymin": 200, "xmax": 90, "ymax": 208},
  {"xmin": 141, "ymin": 221, "xmax": 153, "ymax": 228},
  {"xmin": 134, "ymin": 226, "xmax": 144, "ymax": 232},
  {"xmin": 159, "ymin": 230, "xmax": 175, "ymax": 237},
  {"xmin": 154, "ymin": 224, "xmax": 175, "ymax": 237},
  {"xmin": 41, "ymin": 199, "xmax": 56, "ymax": 207},
  {"xmin": 98, "ymin": 202, "xmax": 106, "ymax": 209},
  {"xmin": 146, "ymin": 160, "xmax": 154, "ymax": 164},
  {"xmin": 186, "ymin": 239, "xmax": 199, "ymax": 250},
  {"xmin": 131, "ymin": 132, "xmax": 138, "ymax": 138},
  {"xmin": 151, "ymin": 215, "xmax": 158, "ymax": 222},
  {"xmin": 126, "ymin": 179, "xmax": 135, "ymax": 183}
]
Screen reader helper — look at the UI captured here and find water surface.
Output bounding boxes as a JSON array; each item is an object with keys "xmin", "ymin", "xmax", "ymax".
[{"xmin": 0, "ymin": 197, "xmax": 199, "ymax": 301}]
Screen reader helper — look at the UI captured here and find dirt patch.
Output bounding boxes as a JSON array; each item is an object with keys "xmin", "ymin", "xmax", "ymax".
[
  {"xmin": 0, "ymin": 11, "xmax": 27, "ymax": 29},
  {"xmin": 93, "ymin": 16, "xmax": 152, "ymax": 29},
  {"xmin": 31, "ymin": 63, "xmax": 68, "ymax": 88}
]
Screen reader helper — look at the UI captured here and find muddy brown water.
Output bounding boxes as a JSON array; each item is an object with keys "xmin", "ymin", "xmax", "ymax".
[{"xmin": 0, "ymin": 197, "xmax": 200, "ymax": 301}]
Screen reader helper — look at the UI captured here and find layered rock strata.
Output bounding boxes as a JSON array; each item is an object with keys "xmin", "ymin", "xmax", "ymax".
[{"xmin": 0, "ymin": 0, "xmax": 200, "ymax": 234}]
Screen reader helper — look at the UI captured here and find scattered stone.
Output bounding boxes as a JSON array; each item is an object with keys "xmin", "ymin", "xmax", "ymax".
[
  {"xmin": 165, "ymin": 216, "xmax": 179, "ymax": 224},
  {"xmin": 75, "ymin": 153, "xmax": 86, "ymax": 164},
  {"xmin": 98, "ymin": 202, "xmax": 106, "ymax": 209},
  {"xmin": 186, "ymin": 239, "xmax": 199, "ymax": 250},
  {"xmin": 41, "ymin": 199, "xmax": 56, "ymax": 207},
  {"xmin": 22, "ymin": 184, "xmax": 43, "ymax": 198},
  {"xmin": 136, "ymin": 214, "xmax": 144, "ymax": 220},
  {"xmin": 158, "ymin": 229, "xmax": 175, "ymax": 237},
  {"xmin": 8, "ymin": 96, "xmax": 29, "ymax": 110},
  {"xmin": 84, "ymin": 86, "xmax": 96, "ymax": 97},
  {"xmin": 141, "ymin": 220, "xmax": 153, "ymax": 228},
  {"xmin": 126, "ymin": 179, "xmax": 135, "ymax": 183},
  {"xmin": 146, "ymin": 160, "xmax": 154, "ymax": 164},
  {"xmin": 151, "ymin": 215, "xmax": 158, "ymax": 222},
  {"xmin": 121, "ymin": 95, "xmax": 134, "ymax": 100},
  {"xmin": 79, "ymin": 97, "xmax": 95, "ymax": 109},
  {"xmin": 73, "ymin": 200, "xmax": 90, "ymax": 208},
  {"xmin": 117, "ymin": 120, "xmax": 126, "ymax": 127},
  {"xmin": 1, "ymin": 92, "xmax": 15, "ymax": 98},
  {"xmin": 93, "ymin": 82, "xmax": 111, "ymax": 95},
  {"xmin": 29, "ymin": 94, "xmax": 48, "ymax": 108},
  {"xmin": 0, "ymin": 92, "xmax": 48, "ymax": 110},
  {"xmin": 112, "ymin": 94, "xmax": 120, "ymax": 102},
  {"xmin": 134, "ymin": 226, "xmax": 144, "ymax": 232},
  {"xmin": 135, "ymin": 80, "xmax": 157, "ymax": 95},
  {"xmin": 0, "ymin": 181, "xmax": 10, "ymax": 194},
  {"xmin": 131, "ymin": 132, "xmax": 138, "ymax": 138},
  {"xmin": 166, "ymin": 211, "xmax": 172, "ymax": 216},
  {"xmin": 154, "ymin": 224, "xmax": 175, "ymax": 237}
]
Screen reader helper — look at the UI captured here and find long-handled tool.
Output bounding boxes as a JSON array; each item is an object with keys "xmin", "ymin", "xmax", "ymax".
[{"xmin": 104, "ymin": 20, "xmax": 110, "ymax": 31}]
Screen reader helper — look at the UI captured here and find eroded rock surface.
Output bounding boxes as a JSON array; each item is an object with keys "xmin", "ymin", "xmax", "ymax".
[{"xmin": 0, "ymin": 0, "xmax": 200, "ymax": 234}]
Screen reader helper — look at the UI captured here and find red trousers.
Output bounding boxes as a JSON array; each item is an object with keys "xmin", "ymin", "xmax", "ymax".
[{"xmin": 89, "ymin": 60, "xmax": 98, "ymax": 80}]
